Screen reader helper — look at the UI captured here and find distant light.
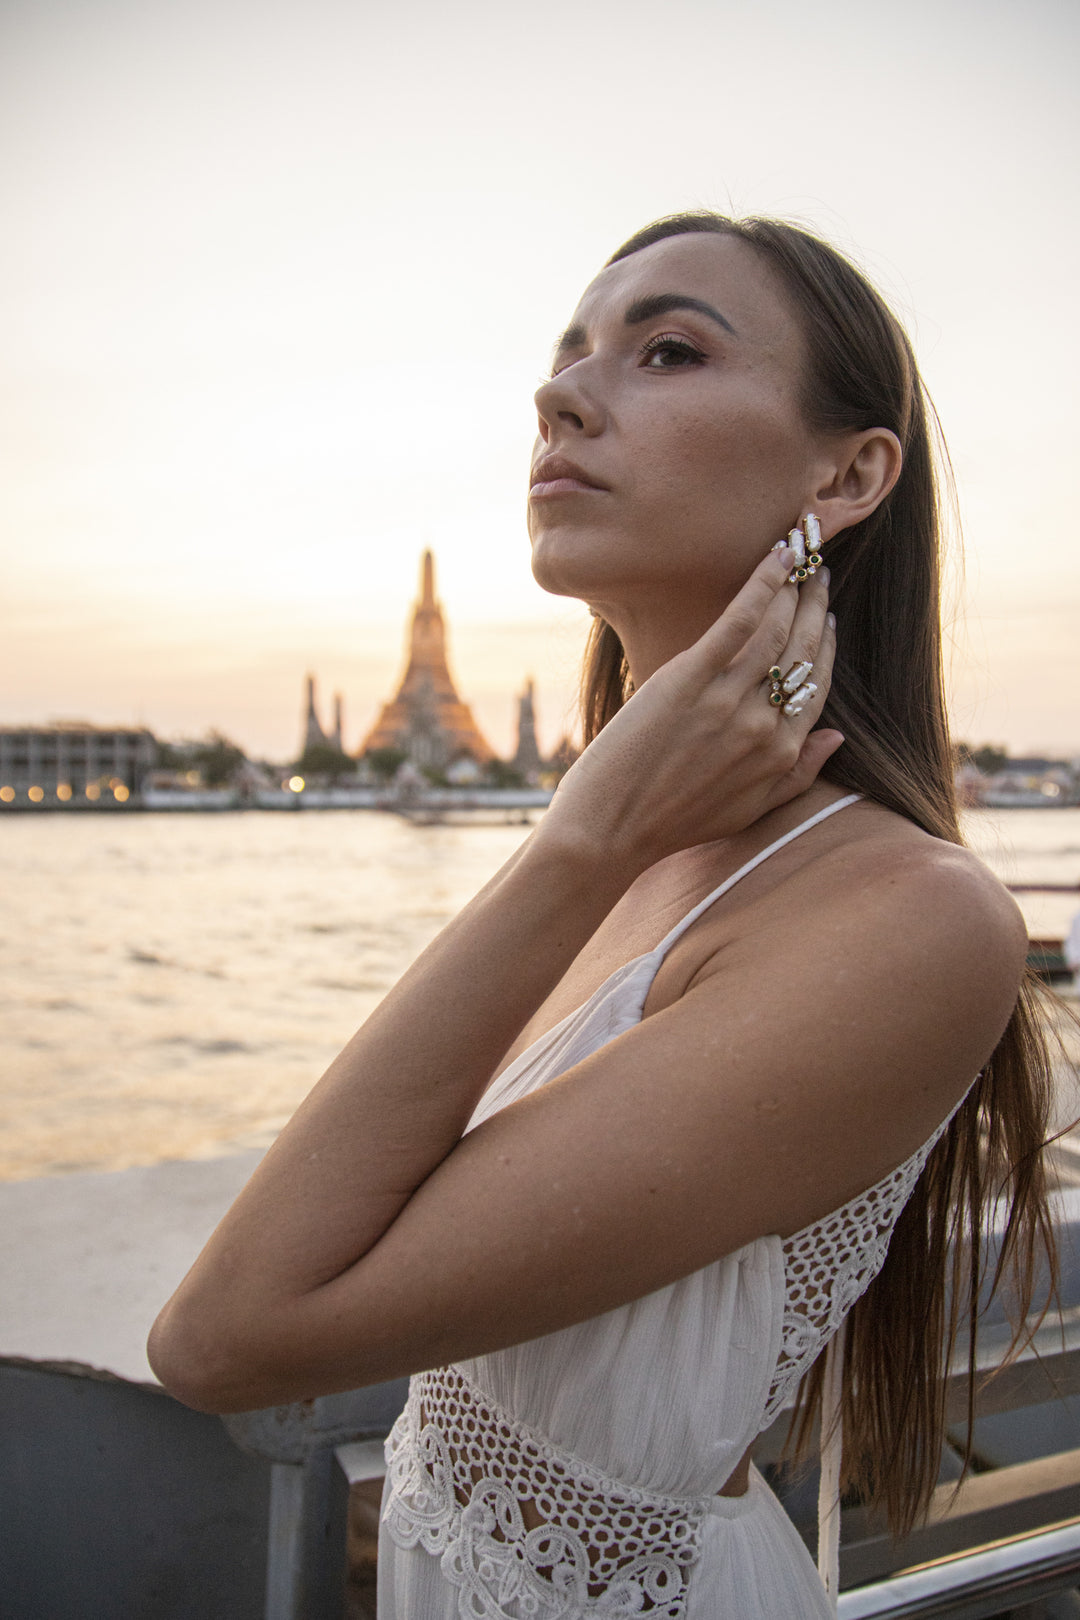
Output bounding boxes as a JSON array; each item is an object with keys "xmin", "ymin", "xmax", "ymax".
[
  {"xmin": 288, "ymin": 775, "xmax": 305, "ymax": 793},
  {"xmin": 1041, "ymin": 782, "xmax": 1061, "ymax": 797},
  {"xmin": 113, "ymin": 784, "xmax": 130, "ymax": 802},
  {"xmin": 56, "ymin": 783, "xmax": 73, "ymax": 801},
  {"xmin": 85, "ymin": 783, "xmax": 101, "ymax": 801},
  {"xmin": 28, "ymin": 786, "xmax": 44, "ymax": 803},
  {"xmin": 0, "ymin": 786, "xmax": 13, "ymax": 803}
]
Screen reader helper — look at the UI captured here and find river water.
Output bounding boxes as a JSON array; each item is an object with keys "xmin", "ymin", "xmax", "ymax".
[{"xmin": 3, "ymin": 807, "xmax": 1078, "ymax": 1182}]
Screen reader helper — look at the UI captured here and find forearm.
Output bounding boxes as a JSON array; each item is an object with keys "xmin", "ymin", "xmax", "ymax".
[
  {"xmin": 149, "ymin": 551, "xmax": 838, "ymax": 1405},
  {"xmin": 151, "ymin": 820, "xmax": 631, "ymax": 1370}
]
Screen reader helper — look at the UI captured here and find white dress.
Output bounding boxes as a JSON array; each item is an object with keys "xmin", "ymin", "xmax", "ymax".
[{"xmin": 380, "ymin": 796, "xmax": 962, "ymax": 1618}]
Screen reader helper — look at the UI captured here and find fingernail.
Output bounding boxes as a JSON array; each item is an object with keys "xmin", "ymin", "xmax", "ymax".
[
  {"xmin": 770, "ymin": 540, "xmax": 788, "ymax": 553},
  {"xmin": 819, "ymin": 567, "xmax": 830, "ymax": 586},
  {"xmin": 776, "ymin": 545, "xmax": 796, "ymax": 569},
  {"xmin": 826, "ymin": 611, "xmax": 836, "ymax": 629}
]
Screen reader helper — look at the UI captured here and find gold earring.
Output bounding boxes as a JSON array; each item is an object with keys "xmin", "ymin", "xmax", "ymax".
[{"xmin": 786, "ymin": 512, "xmax": 824, "ymax": 583}]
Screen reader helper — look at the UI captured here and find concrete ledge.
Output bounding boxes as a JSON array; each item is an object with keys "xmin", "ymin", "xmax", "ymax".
[{"xmin": 0, "ymin": 1152, "xmax": 263, "ymax": 1383}]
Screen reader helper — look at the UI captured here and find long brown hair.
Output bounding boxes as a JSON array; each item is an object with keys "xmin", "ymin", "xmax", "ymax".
[{"xmin": 583, "ymin": 212, "xmax": 1062, "ymax": 1534}]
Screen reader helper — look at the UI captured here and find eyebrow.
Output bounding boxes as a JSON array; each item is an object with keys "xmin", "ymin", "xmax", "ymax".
[
  {"xmin": 553, "ymin": 291, "xmax": 738, "ymax": 363},
  {"xmin": 624, "ymin": 293, "xmax": 737, "ymax": 335}
]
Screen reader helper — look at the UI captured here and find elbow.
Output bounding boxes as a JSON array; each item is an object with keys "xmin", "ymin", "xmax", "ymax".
[
  {"xmin": 148, "ymin": 1271, "xmax": 398, "ymax": 1411},
  {"xmin": 147, "ymin": 1300, "xmax": 276, "ymax": 1415},
  {"xmin": 147, "ymin": 1305, "xmax": 227, "ymax": 1413},
  {"xmin": 147, "ymin": 1286, "xmax": 362, "ymax": 1414}
]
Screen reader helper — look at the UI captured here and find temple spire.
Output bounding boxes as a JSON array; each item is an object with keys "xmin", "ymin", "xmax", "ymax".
[
  {"xmin": 406, "ymin": 551, "xmax": 449, "ymax": 675},
  {"xmin": 302, "ymin": 673, "xmax": 328, "ymax": 753},
  {"xmin": 360, "ymin": 550, "xmax": 493, "ymax": 768},
  {"xmin": 512, "ymin": 677, "xmax": 542, "ymax": 782},
  {"xmin": 420, "ymin": 549, "xmax": 436, "ymax": 611}
]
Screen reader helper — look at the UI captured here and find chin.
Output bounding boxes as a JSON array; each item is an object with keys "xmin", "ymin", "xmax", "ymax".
[
  {"xmin": 530, "ymin": 558, "xmax": 589, "ymax": 602},
  {"xmin": 529, "ymin": 524, "xmax": 644, "ymax": 604},
  {"xmin": 529, "ymin": 535, "xmax": 595, "ymax": 601}
]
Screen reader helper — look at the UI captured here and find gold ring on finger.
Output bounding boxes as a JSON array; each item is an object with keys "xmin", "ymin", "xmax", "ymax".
[{"xmin": 767, "ymin": 660, "xmax": 817, "ymax": 716}]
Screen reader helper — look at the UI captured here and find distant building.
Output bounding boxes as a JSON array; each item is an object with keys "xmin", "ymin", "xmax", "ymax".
[
  {"xmin": 301, "ymin": 675, "xmax": 329, "ymax": 753},
  {"xmin": 0, "ymin": 724, "xmax": 156, "ymax": 806},
  {"xmin": 361, "ymin": 551, "xmax": 493, "ymax": 769},
  {"xmin": 511, "ymin": 678, "xmax": 543, "ymax": 783},
  {"xmin": 982, "ymin": 760, "xmax": 1077, "ymax": 807},
  {"xmin": 954, "ymin": 763, "xmax": 986, "ymax": 809},
  {"xmin": 957, "ymin": 752, "xmax": 1080, "ymax": 809},
  {"xmin": 299, "ymin": 676, "xmax": 348, "ymax": 759}
]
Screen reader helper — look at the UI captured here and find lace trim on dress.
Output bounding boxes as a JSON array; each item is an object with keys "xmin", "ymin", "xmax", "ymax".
[
  {"xmin": 382, "ymin": 1363, "xmax": 703, "ymax": 1617},
  {"xmin": 760, "ymin": 1113, "xmax": 954, "ymax": 1427}
]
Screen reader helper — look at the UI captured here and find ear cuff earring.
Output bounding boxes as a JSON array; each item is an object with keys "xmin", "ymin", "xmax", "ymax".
[{"xmin": 786, "ymin": 512, "xmax": 824, "ymax": 584}]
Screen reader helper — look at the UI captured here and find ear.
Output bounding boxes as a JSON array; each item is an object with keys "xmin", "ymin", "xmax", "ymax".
[{"xmin": 808, "ymin": 428, "xmax": 903, "ymax": 542}]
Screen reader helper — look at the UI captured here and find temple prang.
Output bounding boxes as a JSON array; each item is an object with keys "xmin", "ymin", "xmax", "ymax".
[{"xmin": 360, "ymin": 551, "xmax": 494, "ymax": 770}]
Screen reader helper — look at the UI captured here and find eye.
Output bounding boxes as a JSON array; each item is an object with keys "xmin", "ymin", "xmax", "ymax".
[{"xmin": 639, "ymin": 333, "xmax": 707, "ymax": 369}]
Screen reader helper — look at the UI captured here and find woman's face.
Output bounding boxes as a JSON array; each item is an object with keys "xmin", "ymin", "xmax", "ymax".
[{"xmin": 528, "ymin": 232, "xmax": 825, "ymax": 634}]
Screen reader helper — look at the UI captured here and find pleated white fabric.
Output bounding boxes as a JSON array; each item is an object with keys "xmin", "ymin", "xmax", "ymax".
[{"xmin": 379, "ymin": 796, "xmax": 959, "ymax": 1618}]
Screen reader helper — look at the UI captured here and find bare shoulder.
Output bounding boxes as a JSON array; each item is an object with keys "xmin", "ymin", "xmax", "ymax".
[
  {"xmin": 802, "ymin": 809, "xmax": 1028, "ymax": 1004},
  {"xmin": 692, "ymin": 799, "xmax": 1027, "ymax": 998},
  {"xmin": 679, "ymin": 803, "xmax": 1029, "ymax": 1171}
]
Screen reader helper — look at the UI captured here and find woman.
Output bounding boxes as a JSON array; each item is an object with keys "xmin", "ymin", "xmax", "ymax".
[{"xmin": 149, "ymin": 213, "xmax": 1059, "ymax": 1617}]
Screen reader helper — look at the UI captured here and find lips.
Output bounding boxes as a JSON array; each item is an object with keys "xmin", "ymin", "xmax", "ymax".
[{"xmin": 529, "ymin": 454, "xmax": 610, "ymax": 495}]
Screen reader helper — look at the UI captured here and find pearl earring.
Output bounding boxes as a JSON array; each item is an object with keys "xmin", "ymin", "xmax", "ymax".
[{"xmin": 786, "ymin": 512, "xmax": 824, "ymax": 583}]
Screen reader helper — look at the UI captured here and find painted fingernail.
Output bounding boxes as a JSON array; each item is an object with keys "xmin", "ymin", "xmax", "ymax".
[{"xmin": 826, "ymin": 612, "xmax": 836, "ymax": 629}]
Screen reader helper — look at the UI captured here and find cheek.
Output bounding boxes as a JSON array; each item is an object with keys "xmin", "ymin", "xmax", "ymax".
[
  {"xmin": 626, "ymin": 412, "xmax": 814, "ymax": 566},
  {"xmin": 686, "ymin": 397, "xmax": 810, "ymax": 490},
  {"xmin": 640, "ymin": 407, "xmax": 790, "ymax": 513}
]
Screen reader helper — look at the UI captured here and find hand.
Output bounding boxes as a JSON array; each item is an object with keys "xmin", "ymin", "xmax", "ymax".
[{"xmin": 541, "ymin": 544, "xmax": 841, "ymax": 874}]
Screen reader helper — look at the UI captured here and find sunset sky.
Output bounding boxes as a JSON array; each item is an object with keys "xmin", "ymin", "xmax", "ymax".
[{"xmin": 2, "ymin": 0, "xmax": 1078, "ymax": 760}]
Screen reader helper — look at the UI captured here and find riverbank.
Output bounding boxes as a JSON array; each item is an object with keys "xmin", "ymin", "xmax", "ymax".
[{"xmin": 0, "ymin": 785, "xmax": 554, "ymax": 813}]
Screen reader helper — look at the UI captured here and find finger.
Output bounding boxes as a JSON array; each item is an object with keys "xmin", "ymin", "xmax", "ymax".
[
  {"xmin": 788, "ymin": 577, "xmax": 834, "ymax": 707},
  {"xmin": 787, "ymin": 563, "xmax": 832, "ymax": 647},
  {"xmin": 732, "ymin": 562, "xmax": 831, "ymax": 696},
  {"xmin": 683, "ymin": 544, "xmax": 798, "ymax": 677},
  {"xmin": 777, "ymin": 600, "xmax": 836, "ymax": 725},
  {"xmin": 762, "ymin": 727, "xmax": 846, "ymax": 813},
  {"xmin": 758, "ymin": 617, "xmax": 841, "ymax": 815},
  {"xmin": 808, "ymin": 604, "xmax": 837, "ymax": 703},
  {"xmin": 748, "ymin": 604, "xmax": 835, "ymax": 747}
]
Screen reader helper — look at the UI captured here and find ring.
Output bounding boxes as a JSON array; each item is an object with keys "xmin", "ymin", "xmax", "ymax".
[{"xmin": 767, "ymin": 660, "xmax": 817, "ymax": 717}]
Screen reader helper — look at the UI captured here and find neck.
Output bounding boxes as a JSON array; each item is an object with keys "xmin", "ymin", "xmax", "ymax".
[{"xmin": 593, "ymin": 586, "xmax": 735, "ymax": 687}]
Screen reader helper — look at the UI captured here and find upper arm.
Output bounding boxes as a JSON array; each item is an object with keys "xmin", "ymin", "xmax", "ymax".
[{"xmin": 203, "ymin": 845, "xmax": 1028, "ymax": 1404}]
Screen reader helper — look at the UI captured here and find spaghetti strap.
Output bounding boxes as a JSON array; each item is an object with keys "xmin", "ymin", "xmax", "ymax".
[{"xmin": 653, "ymin": 794, "xmax": 862, "ymax": 961}]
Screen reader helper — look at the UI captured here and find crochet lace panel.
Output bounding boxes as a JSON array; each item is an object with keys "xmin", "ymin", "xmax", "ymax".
[
  {"xmin": 760, "ymin": 1121, "xmax": 950, "ymax": 1427},
  {"xmin": 382, "ymin": 1364, "xmax": 701, "ymax": 1617},
  {"xmin": 382, "ymin": 1126, "xmax": 953, "ymax": 1613}
]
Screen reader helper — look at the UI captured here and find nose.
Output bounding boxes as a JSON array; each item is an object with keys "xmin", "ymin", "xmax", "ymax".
[{"xmin": 534, "ymin": 365, "xmax": 605, "ymax": 442}]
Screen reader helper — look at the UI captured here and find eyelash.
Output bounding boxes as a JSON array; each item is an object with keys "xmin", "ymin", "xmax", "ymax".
[
  {"xmin": 544, "ymin": 332, "xmax": 707, "ymax": 383},
  {"xmin": 638, "ymin": 332, "xmax": 707, "ymax": 368}
]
